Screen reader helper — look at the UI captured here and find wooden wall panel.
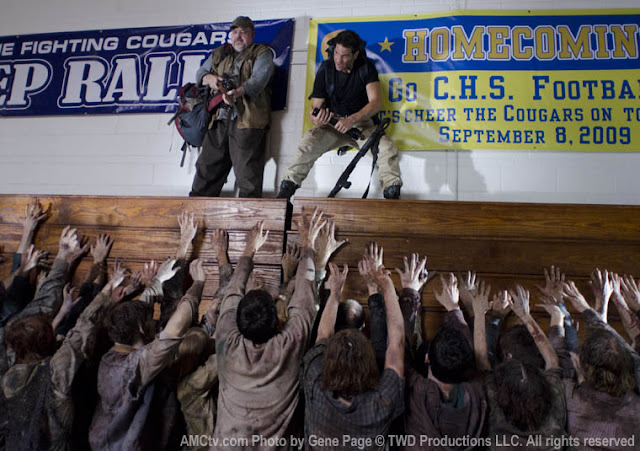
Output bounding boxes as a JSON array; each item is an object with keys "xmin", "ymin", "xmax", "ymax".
[
  {"xmin": 0, "ymin": 195, "xmax": 288, "ymax": 318},
  {"xmin": 2, "ymin": 195, "xmax": 639, "ymax": 339},
  {"xmin": 292, "ymin": 197, "xmax": 640, "ymax": 336}
]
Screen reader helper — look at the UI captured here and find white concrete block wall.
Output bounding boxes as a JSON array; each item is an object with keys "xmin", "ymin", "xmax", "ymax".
[{"xmin": 0, "ymin": 0, "xmax": 639, "ymax": 204}]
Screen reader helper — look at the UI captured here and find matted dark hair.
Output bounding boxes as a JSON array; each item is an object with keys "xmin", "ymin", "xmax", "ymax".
[
  {"xmin": 580, "ymin": 328, "xmax": 636, "ymax": 397},
  {"xmin": 5, "ymin": 314, "xmax": 56, "ymax": 363},
  {"xmin": 320, "ymin": 329, "xmax": 379, "ymax": 398},
  {"xmin": 336, "ymin": 299, "xmax": 365, "ymax": 332},
  {"xmin": 333, "ymin": 30, "xmax": 364, "ymax": 54},
  {"xmin": 104, "ymin": 300, "xmax": 154, "ymax": 346},
  {"xmin": 498, "ymin": 325, "xmax": 544, "ymax": 368},
  {"xmin": 429, "ymin": 326, "xmax": 474, "ymax": 384},
  {"xmin": 175, "ymin": 327, "xmax": 216, "ymax": 381},
  {"xmin": 494, "ymin": 359, "xmax": 554, "ymax": 431},
  {"xmin": 237, "ymin": 289, "xmax": 277, "ymax": 344}
]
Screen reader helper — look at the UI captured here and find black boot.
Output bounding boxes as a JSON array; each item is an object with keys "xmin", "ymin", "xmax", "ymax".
[
  {"xmin": 383, "ymin": 185, "xmax": 401, "ymax": 199},
  {"xmin": 276, "ymin": 180, "xmax": 298, "ymax": 199}
]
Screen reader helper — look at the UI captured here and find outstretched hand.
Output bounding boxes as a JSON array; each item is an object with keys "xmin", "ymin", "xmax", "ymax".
[
  {"xmin": 189, "ymin": 259, "xmax": 206, "ymax": 283},
  {"xmin": 364, "ymin": 241, "xmax": 383, "ymax": 270},
  {"xmin": 108, "ymin": 258, "xmax": 130, "ymax": 290},
  {"xmin": 535, "ymin": 265, "xmax": 565, "ymax": 303},
  {"xmin": 211, "ymin": 229, "xmax": 229, "ymax": 262},
  {"xmin": 458, "ymin": 270, "xmax": 478, "ymax": 315},
  {"xmin": 508, "ymin": 285, "xmax": 531, "ymax": 319},
  {"xmin": 590, "ymin": 268, "xmax": 613, "ymax": 319},
  {"xmin": 434, "ymin": 273, "xmax": 459, "ymax": 312},
  {"xmin": 243, "ymin": 221, "xmax": 269, "ymax": 257},
  {"xmin": 141, "ymin": 260, "xmax": 158, "ymax": 287},
  {"xmin": 66, "ymin": 236, "xmax": 90, "ymax": 264},
  {"xmin": 470, "ymin": 280, "xmax": 491, "ymax": 317},
  {"xmin": 362, "ymin": 258, "xmax": 393, "ymax": 291},
  {"xmin": 327, "ymin": 262, "xmax": 349, "ymax": 296},
  {"xmin": 620, "ymin": 275, "xmax": 640, "ymax": 313},
  {"xmin": 177, "ymin": 211, "xmax": 199, "ymax": 258},
  {"xmin": 19, "ymin": 244, "xmax": 46, "ymax": 274},
  {"xmin": 563, "ymin": 281, "xmax": 590, "ymax": 313},
  {"xmin": 123, "ymin": 270, "xmax": 143, "ymax": 296},
  {"xmin": 20, "ymin": 199, "xmax": 48, "ymax": 233},
  {"xmin": 57, "ymin": 226, "xmax": 79, "ymax": 259},
  {"xmin": 90, "ymin": 234, "xmax": 114, "ymax": 263},
  {"xmin": 282, "ymin": 243, "xmax": 300, "ymax": 284},
  {"xmin": 490, "ymin": 290, "xmax": 512, "ymax": 319},
  {"xmin": 156, "ymin": 258, "xmax": 179, "ymax": 284},
  {"xmin": 60, "ymin": 283, "xmax": 80, "ymax": 312},
  {"xmin": 395, "ymin": 253, "xmax": 428, "ymax": 292},
  {"xmin": 296, "ymin": 207, "xmax": 326, "ymax": 249},
  {"xmin": 314, "ymin": 220, "xmax": 348, "ymax": 270}
]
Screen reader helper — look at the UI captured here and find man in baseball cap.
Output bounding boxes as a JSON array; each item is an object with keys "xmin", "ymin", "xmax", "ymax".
[{"xmin": 191, "ymin": 16, "xmax": 274, "ymax": 198}]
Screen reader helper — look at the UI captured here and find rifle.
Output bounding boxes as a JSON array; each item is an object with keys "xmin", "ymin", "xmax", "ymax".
[
  {"xmin": 206, "ymin": 73, "xmax": 237, "ymax": 112},
  {"xmin": 312, "ymin": 108, "xmax": 362, "ymax": 141},
  {"xmin": 328, "ymin": 118, "xmax": 391, "ymax": 198}
]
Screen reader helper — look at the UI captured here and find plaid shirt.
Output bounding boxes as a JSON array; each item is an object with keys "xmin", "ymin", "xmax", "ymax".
[{"xmin": 302, "ymin": 340, "xmax": 404, "ymax": 451}]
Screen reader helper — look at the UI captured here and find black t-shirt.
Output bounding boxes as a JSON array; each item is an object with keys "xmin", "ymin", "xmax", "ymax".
[{"xmin": 310, "ymin": 58, "xmax": 379, "ymax": 116}]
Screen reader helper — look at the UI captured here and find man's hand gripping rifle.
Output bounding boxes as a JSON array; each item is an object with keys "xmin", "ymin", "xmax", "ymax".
[{"xmin": 328, "ymin": 117, "xmax": 391, "ymax": 198}]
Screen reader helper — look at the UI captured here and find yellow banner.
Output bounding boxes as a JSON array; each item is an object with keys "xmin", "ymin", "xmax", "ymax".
[{"xmin": 305, "ymin": 10, "xmax": 640, "ymax": 151}]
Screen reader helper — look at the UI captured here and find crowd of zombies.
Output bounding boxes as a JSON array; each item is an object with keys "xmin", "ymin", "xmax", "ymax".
[{"xmin": 1, "ymin": 200, "xmax": 639, "ymax": 450}]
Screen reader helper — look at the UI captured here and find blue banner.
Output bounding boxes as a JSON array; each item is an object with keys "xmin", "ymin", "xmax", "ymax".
[{"xmin": 0, "ymin": 18, "xmax": 293, "ymax": 117}]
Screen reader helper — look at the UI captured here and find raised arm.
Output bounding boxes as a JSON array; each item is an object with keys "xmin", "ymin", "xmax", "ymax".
[
  {"xmin": 176, "ymin": 211, "xmax": 199, "ymax": 260},
  {"xmin": 51, "ymin": 284, "xmax": 80, "ymax": 332},
  {"xmin": 276, "ymin": 243, "xmax": 300, "ymax": 323},
  {"xmin": 565, "ymin": 279, "xmax": 640, "ymax": 388},
  {"xmin": 86, "ymin": 234, "xmax": 113, "ymax": 287},
  {"xmin": 160, "ymin": 212, "xmax": 200, "ymax": 325},
  {"xmin": 487, "ymin": 290, "xmax": 511, "ymax": 366},
  {"xmin": 590, "ymin": 268, "xmax": 613, "ymax": 323},
  {"xmin": 17, "ymin": 226, "xmax": 79, "ymax": 319},
  {"xmin": 211, "ymin": 228, "xmax": 233, "ymax": 298},
  {"xmin": 285, "ymin": 209, "xmax": 326, "ymax": 331},
  {"xmin": 395, "ymin": 253, "xmax": 428, "ymax": 351},
  {"xmin": 458, "ymin": 270, "xmax": 478, "ymax": 321},
  {"xmin": 16, "ymin": 199, "xmax": 48, "ymax": 257},
  {"xmin": 316, "ymin": 263, "xmax": 348, "ymax": 341},
  {"xmin": 509, "ymin": 285, "xmax": 559, "ymax": 370},
  {"xmin": 126, "ymin": 260, "xmax": 202, "ymax": 389},
  {"xmin": 139, "ymin": 258, "xmax": 179, "ymax": 304},
  {"xmin": 620, "ymin": 275, "xmax": 640, "ymax": 318},
  {"xmin": 215, "ymin": 221, "xmax": 269, "ymax": 339},
  {"xmin": 366, "ymin": 258, "xmax": 404, "ymax": 377},
  {"xmin": 611, "ymin": 273, "xmax": 640, "ymax": 349},
  {"xmin": 537, "ymin": 295, "xmax": 574, "ymax": 376},
  {"xmin": 50, "ymin": 259, "xmax": 128, "ymax": 399},
  {"xmin": 53, "ymin": 234, "xmax": 114, "ymax": 336},
  {"xmin": 2, "ymin": 244, "xmax": 45, "ymax": 297},
  {"xmin": 163, "ymin": 259, "xmax": 206, "ymax": 338},
  {"xmin": 536, "ymin": 265, "xmax": 578, "ymax": 353},
  {"xmin": 314, "ymin": 221, "xmax": 348, "ymax": 280},
  {"xmin": 471, "ymin": 281, "xmax": 492, "ymax": 371}
]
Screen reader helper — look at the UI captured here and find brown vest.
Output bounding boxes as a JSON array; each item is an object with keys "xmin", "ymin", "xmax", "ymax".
[{"xmin": 211, "ymin": 43, "xmax": 272, "ymax": 129}]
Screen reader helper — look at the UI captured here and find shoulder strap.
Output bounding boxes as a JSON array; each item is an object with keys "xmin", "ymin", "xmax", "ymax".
[
  {"xmin": 211, "ymin": 43, "xmax": 233, "ymax": 70},
  {"xmin": 357, "ymin": 60, "xmax": 369, "ymax": 86},
  {"xmin": 324, "ymin": 60, "xmax": 335, "ymax": 101}
]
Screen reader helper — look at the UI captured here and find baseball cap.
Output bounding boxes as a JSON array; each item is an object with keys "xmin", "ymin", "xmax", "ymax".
[{"xmin": 231, "ymin": 16, "xmax": 254, "ymax": 30}]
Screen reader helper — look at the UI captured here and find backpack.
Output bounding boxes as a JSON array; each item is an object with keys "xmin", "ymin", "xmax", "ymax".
[
  {"xmin": 169, "ymin": 44, "xmax": 237, "ymax": 167},
  {"xmin": 168, "ymin": 83, "xmax": 212, "ymax": 167}
]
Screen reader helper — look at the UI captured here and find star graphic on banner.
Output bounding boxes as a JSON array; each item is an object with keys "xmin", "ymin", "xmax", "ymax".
[{"xmin": 378, "ymin": 37, "xmax": 394, "ymax": 52}]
